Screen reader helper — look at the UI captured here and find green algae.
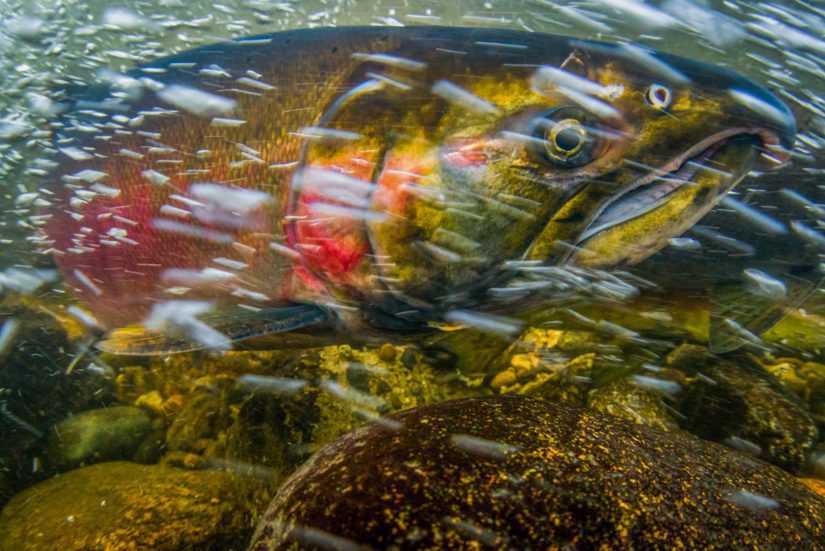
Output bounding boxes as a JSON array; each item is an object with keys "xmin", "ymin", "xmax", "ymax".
[{"xmin": 48, "ymin": 406, "xmax": 158, "ymax": 468}]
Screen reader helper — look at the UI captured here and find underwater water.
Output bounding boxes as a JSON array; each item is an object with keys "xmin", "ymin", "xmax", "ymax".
[{"xmin": 0, "ymin": 0, "xmax": 823, "ymax": 548}]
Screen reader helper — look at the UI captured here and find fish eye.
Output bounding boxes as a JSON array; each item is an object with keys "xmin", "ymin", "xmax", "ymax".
[
  {"xmin": 549, "ymin": 120, "xmax": 587, "ymax": 156},
  {"xmin": 645, "ymin": 84, "xmax": 672, "ymax": 109},
  {"xmin": 531, "ymin": 106, "xmax": 599, "ymax": 168}
]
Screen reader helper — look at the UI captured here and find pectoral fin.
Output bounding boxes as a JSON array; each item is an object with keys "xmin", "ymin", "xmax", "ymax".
[
  {"xmin": 709, "ymin": 273, "xmax": 819, "ymax": 353},
  {"xmin": 97, "ymin": 303, "xmax": 333, "ymax": 356}
]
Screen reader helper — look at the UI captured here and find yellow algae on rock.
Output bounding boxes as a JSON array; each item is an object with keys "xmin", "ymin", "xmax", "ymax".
[
  {"xmin": 800, "ymin": 478, "xmax": 825, "ymax": 498},
  {"xmin": 489, "ymin": 329, "xmax": 597, "ymax": 404},
  {"xmin": 588, "ymin": 379, "xmax": 678, "ymax": 431},
  {"xmin": 757, "ymin": 357, "xmax": 825, "ymax": 404},
  {"xmin": 249, "ymin": 396, "xmax": 825, "ymax": 550},
  {"xmin": 134, "ymin": 390, "xmax": 165, "ymax": 417},
  {"xmin": 308, "ymin": 343, "xmax": 456, "ymax": 448},
  {"xmin": 0, "ymin": 462, "xmax": 250, "ymax": 551}
]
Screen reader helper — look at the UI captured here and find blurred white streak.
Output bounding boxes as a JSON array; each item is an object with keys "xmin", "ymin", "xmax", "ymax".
[
  {"xmin": 592, "ymin": 0, "xmax": 682, "ymax": 29},
  {"xmin": 615, "ymin": 42, "xmax": 690, "ymax": 85},
  {"xmin": 237, "ymin": 374, "xmax": 307, "ymax": 396},
  {"xmin": 720, "ymin": 197, "xmax": 787, "ymax": 235},
  {"xmin": 450, "ymin": 433, "xmax": 520, "ymax": 460},
  {"xmin": 724, "ymin": 436, "xmax": 762, "ymax": 456},
  {"xmin": 742, "ymin": 268, "xmax": 787, "ymax": 300},
  {"xmin": 431, "ymin": 80, "xmax": 501, "ymax": 116},
  {"xmin": 352, "ymin": 52, "xmax": 427, "ymax": 71},
  {"xmin": 729, "ymin": 89, "xmax": 792, "ymax": 128},
  {"xmin": 0, "ymin": 318, "xmax": 19, "ymax": 356},
  {"xmin": 320, "ymin": 379, "xmax": 386, "ymax": 410},
  {"xmin": 144, "ymin": 300, "xmax": 231, "ymax": 351},
  {"xmin": 156, "ymin": 85, "xmax": 237, "ymax": 118},
  {"xmin": 726, "ymin": 489, "xmax": 780, "ymax": 512},
  {"xmin": 444, "ymin": 310, "xmax": 524, "ymax": 338},
  {"xmin": 631, "ymin": 375, "xmax": 682, "ymax": 395}
]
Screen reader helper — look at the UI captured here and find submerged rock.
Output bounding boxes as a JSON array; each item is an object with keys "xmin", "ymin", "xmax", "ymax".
[
  {"xmin": 801, "ymin": 478, "xmax": 825, "ymax": 498},
  {"xmin": 489, "ymin": 329, "xmax": 603, "ymax": 404},
  {"xmin": 677, "ymin": 355, "xmax": 818, "ymax": 472},
  {"xmin": 758, "ymin": 357, "xmax": 825, "ymax": 425},
  {"xmin": 0, "ymin": 461, "xmax": 250, "ymax": 550},
  {"xmin": 0, "ymin": 299, "xmax": 114, "ymax": 502},
  {"xmin": 588, "ymin": 379, "xmax": 679, "ymax": 431},
  {"xmin": 305, "ymin": 343, "xmax": 450, "ymax": 447},
  {"xmin": 48, "ymin": 406, "xmax": 157, "ymax": 468},
  {"xmin": 144, "ymin": 343, "xmax": 458, "ymax": 519},
  {"xmin": 250, "ymin": 396, "xmax": 825, "ymax": 549},
  {"xmin": 166, "ymin": 378, "xmax": 232, "ymax": 454}
]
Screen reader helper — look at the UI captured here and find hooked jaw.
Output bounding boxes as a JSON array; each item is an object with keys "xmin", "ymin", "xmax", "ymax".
[
  {"xmin": 578, "ymin": 127, "xmax": 781, "ymax": 245},
  {"xmin": 572, "ymin": 76, "xmax": 796, "ymax": 266}
]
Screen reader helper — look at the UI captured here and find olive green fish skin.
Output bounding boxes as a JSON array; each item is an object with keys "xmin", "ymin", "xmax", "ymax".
[
  {"xmin": 46, "ymin": 27, "xmax": 795, "ymax": 334},
  {"xmin": 249, "ymin": 395, "xmax": 825, "ymax": 550}
]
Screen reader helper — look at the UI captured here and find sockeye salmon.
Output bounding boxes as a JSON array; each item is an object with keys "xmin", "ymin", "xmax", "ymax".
[{"xmin": 37, "ymin": 26, "xmax": 797, "ymax": 354}]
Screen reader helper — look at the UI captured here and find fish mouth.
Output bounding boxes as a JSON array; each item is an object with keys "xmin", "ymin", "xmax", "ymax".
[{"xmin": 576, "ymin": 127, "xmax": 785, "ymax": 245}]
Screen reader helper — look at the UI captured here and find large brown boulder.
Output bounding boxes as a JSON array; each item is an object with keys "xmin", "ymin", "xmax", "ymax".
[{"xmin": 250, "ymin": 395, "xmax": 825, "ymax": 549}]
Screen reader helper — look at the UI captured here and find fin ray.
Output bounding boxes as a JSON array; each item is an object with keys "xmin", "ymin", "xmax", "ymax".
[{"xmin": 709, "ymin": 272, "xmax": 821, "ymax": 353}]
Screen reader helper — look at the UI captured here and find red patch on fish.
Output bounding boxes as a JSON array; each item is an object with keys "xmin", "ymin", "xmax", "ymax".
[
  {"xmin": 45, "ymin": 133, "xmax": 288, "ymax": 328},
  {"xmin": 291, "ymin": 191, "xmax": 369, "ymax": 275},
  {"xmin": 46, "ymin": 165, "xmax": 173, "ymax": 326},
  {"xmin": 372, "ymin": 152, "xmax": 434, "ymax": 217},
  {"xmin": 288, "ymin": 161, "xmax": 375, "ymax": 285},
  {"xmin": 442, "ymin": 138, "xmax": 491, "ymax": 167}
]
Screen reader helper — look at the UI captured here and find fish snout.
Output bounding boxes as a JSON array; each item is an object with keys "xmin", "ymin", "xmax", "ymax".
[
  {"xmin": 658, "ymin": 52, "xmax": 796, "ymax": 164},
  {"xmin": 725, "ymin": 83, "xmax": 796, "ymax": 166},
  {"xmin": 713, "ymin": 75, "xmax": 796, "ymax": 167}
]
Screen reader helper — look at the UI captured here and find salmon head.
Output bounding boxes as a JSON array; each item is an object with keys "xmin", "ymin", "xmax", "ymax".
[{"xmin": 288, "ymin": 28, "xmax": 795, "ymax": 317}]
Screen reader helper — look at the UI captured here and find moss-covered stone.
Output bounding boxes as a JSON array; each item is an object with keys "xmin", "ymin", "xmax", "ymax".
[
  {"xmin": 588, "ymin": 379, "xmax": 678, "ymax": 431},
  {"xmin": 757, "ymin": 357, "xmax": 825, "ymax": 419},
  {"xmin": 0, "ymin": 461, "xmax": 251, "ymax": 550},
  {"xmin": 250, "ymin": 396, "xmax": 825, "ymax": 550},
  {"xmin": 306, "ymin": 344, "xmax": 451, "ymax": 447},
  {"xmin": 131, "ymin": 426, "xmax": 167, "ymax": 464},
  {"xmin": 166, "ymin": 378, "xmax": 233, "ymax": 454},
  {"xmin": 801, "ymin": 477, "xmax": 825, "ymax": 498},
  {"xmin": 764, "ymin": 306, "xmax": 825, "ymax": 356},
  {"xmin": 113, "ymin": 365, "xmax": 160, "ymax": 405},
  {"xmin": 47, "ymin": 406, "xmax": 157, "ymax": 468},
  {"xmin": 487, "ymin": 329, "xmax": 601, "ymax": 405},
  {"xmin": 678, "ymin": 356, "xmax": 818, "ymax": 472},
  {"xmin": 142, "ymin": 342, "xmax": 464, "ymax": 520}
]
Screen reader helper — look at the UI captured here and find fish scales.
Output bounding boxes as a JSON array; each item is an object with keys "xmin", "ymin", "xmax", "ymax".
[{"xmin": 50, "ymin": 28, "xmax": 398, "ymax": 326}]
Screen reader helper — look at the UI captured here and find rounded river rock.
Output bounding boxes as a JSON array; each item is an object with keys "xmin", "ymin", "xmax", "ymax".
[
  {"xmin": 249, "ymin": 395, "xmax": 825, "ymax": 549},
  {"xmin": 48, "ymin": 406, "xmax": 156, "ymax": 468},
  {"xmin": 0, "ymin": 461, "xmax": 250, "ymax": 550}
]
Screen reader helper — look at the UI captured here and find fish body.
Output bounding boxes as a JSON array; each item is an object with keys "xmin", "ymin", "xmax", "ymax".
[{"xmin": 39, "ymin": 26, "xmax": 796, "ymax": 353}]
